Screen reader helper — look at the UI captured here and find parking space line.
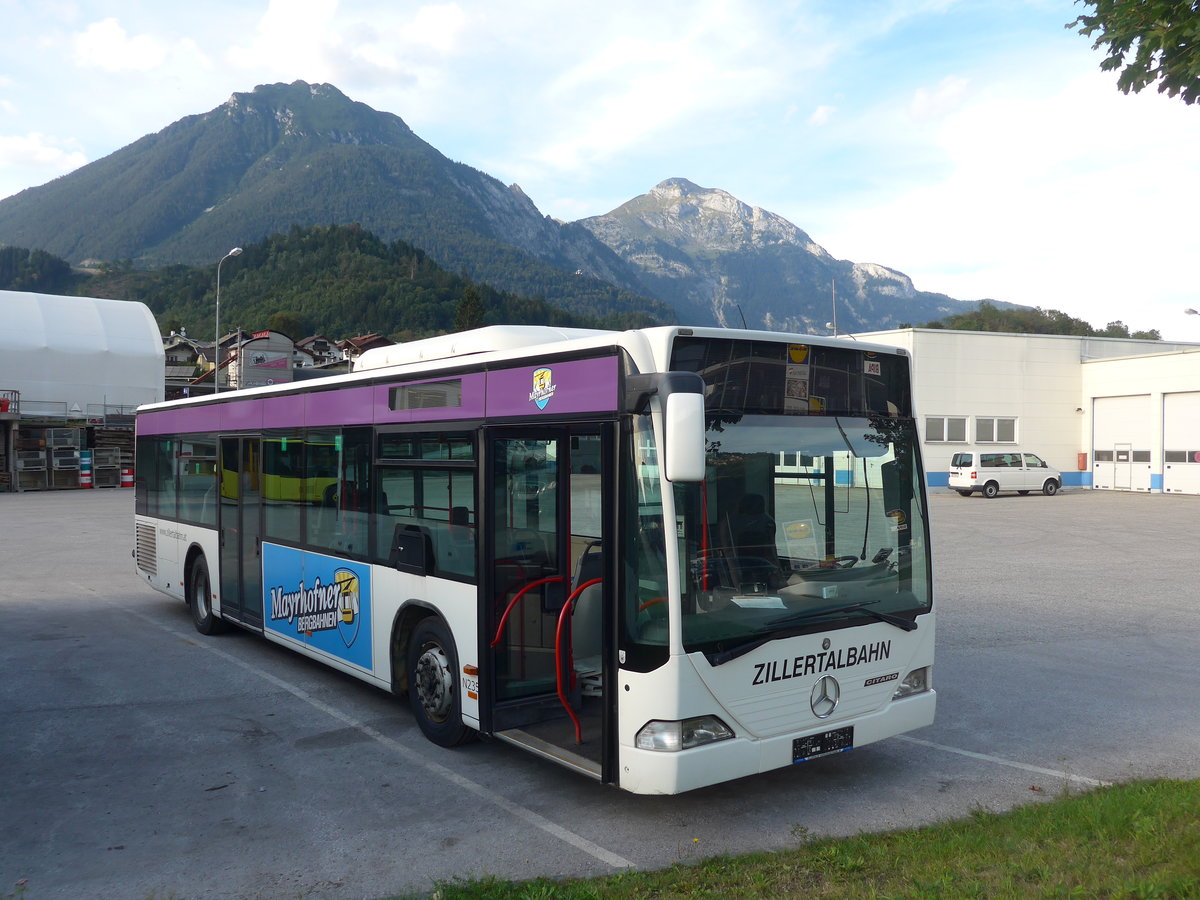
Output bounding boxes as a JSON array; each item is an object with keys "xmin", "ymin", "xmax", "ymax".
[
  {"xmin": 121, "ymin": 604, "xmax": 635, "ymax": 871},
  {"xmin": 896, "ymin": 735, "xmax": 1111, "ymax": 788}
]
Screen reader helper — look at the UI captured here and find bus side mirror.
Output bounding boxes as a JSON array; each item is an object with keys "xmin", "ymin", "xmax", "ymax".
[
  {"xmin": 624, "ymin": 371, "xmax": 707, "ymax": 483},
  {"xmin": 664, "ymin": 392, "xmax": 706, "ymax": 482}
]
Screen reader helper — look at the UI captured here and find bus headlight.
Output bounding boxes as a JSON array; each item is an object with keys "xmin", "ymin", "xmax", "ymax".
[
  {"xmin": 635, "ymin": 716, "xmax": 735, "ymax": 751},
  {"xmin": 892, "ymin": 667, "xmax": 930, "ymax": 699}
]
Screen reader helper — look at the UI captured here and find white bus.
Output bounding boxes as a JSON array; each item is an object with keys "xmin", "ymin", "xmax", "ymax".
[{"xmin": 133, "ymin": 325, "xmax": 934, "ymax": 794}]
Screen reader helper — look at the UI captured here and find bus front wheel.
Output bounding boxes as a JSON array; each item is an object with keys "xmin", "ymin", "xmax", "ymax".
[
  {"xmin": 407, "ymin": 617, "xmax": 472, "ymax": 747},
  {"xmin": 189, "ymin": 556, "xmax": 227, "ymax": 635}
]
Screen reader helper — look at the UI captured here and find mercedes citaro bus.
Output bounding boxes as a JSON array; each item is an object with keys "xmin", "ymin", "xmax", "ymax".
[{"xmin": 133, "ymin": 325, "xmax": 935, "ymax": 794}]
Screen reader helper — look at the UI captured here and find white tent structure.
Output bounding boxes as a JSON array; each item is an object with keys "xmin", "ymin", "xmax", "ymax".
[
  {"xmin": 0, "ymin": 290, "xmax": 164, "ymax": 418},
  {"xmin": 1, "ymin": 291, "xmax": 163, "ymax": 490}
]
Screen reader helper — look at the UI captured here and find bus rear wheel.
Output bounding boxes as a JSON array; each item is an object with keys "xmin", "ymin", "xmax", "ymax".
[
  {"xmin": 407, "ymin": 617, "xmax": 472, "ymax": 747},
  {"xmin": 189, "ymin": 556, "xmax": 227, "ymax": 635}
]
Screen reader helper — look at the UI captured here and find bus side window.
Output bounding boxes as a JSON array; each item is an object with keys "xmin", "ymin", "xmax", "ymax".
[
  {"xmin": 375, "ymin": 468, "xmax": 417, "ymax": 561},
  {"xmin": 438, "ymin": 505, "xmax": 476, "ymax": 577}
]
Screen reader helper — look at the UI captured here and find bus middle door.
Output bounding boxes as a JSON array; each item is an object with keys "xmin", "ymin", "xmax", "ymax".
[
  {"xmin": 484, "ymin": 426, "xmax": 613, "ymax": 782},
  {"xmin": 218, "ymin": 435, "xmax": 264, "ymax": 629}
]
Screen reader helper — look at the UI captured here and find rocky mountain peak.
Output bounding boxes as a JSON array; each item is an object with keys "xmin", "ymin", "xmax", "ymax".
[
  {"xmin": 578, "ymin": 178, "xmax": 966, "ymax": 332},
  {"xmin": 218, "ymin": 80, "xmax": 413, "ymax": 146},
  {"xmin": 616, "ymin": 178, "xmax": 828, "ymax": 259}
]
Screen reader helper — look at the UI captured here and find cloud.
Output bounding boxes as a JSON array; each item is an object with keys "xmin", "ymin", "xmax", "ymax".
[
  {"xmin": 814, "ymin": 68, "xmax": 1200, "ymax": 333},
  {"xmin": 519, "ymin": 3, "xmax": 785, "ymax": 176},
  {"xmin": 73, "ymin": 18, "xmax": 168, "ymax": 72},
  {"xmin": 227, "ymin": 1, "xmax": 466, "ymax": 88},
  {"xmin": 910, "ymin": 75, "xmax": 970, "ymax": 121},
  {"xmin": 227, "ymin": 0, "xmax": 339, "ymax": 80},
  {"xmin": 408, "ymin": 4, "xmax": 468, "ymax": 54},
  {"xmin": 0, "ymin": 133, "xmax": 87, "ymax": 197},
  {"xmin": 809, "ymin": 105, "xmax": 837, "ymax": 126}
]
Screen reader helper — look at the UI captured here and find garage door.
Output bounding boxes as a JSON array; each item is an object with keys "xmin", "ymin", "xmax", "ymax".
[
  {"xmin": 1163, "ymin": 391, "xmax": 1200, "ymax": 495},
  {"xmin": 1092, "ymin": 395, "xmax": 1153, "ymax": 492}
]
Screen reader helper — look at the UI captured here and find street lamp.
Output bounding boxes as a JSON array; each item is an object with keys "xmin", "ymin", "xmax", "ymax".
[
  {"xmin": 214, "ymin": 247, "xmax": 242, "ymax": 393},
  {"xmin": 1186, "ymin": 308, "xmax": 1199, "ymax": 316}
]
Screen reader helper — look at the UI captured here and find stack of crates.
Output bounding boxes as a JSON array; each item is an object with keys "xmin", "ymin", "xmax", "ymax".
[
  {"xmin": 94, "ymin": 447, "xmax": 121, "ymax": 488},
  {"xmin": 16, "ymin": 449, "xmax": 47, "ymax": 490},
  {"xmin": 48, "ymin": 428, "xmax": 81, "ymax": 489}
]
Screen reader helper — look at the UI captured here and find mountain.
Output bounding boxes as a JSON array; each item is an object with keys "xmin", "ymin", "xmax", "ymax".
[
  {"xmin": 577, "ymin": 178, "xmax": 971, "ymax": 332},
  {"xmin": 0, "ymin": 81, "xmax": 666, "ymax": 325},
  {"xmin": 0, "ymin": 80, "xmax": 999, "ymax": 332}
]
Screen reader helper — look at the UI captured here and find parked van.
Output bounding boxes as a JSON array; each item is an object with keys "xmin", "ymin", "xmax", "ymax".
[{"xmin": 948, "ymin": 450, "xmax": 1062, "ymax": 498}]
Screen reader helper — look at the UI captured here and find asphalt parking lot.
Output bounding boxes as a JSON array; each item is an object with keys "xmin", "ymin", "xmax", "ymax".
[{"xmin": 2, "ymin": 487, "xmax": 1199, "ymax": 899}]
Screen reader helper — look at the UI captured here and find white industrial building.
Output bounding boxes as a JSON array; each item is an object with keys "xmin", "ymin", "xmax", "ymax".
[
  {"xmin": 0, "ymin": 291, "xmax": 164, "ymax": 491},
  {"xmin": 856, "ymin": 328, "xmax": 1200, "ymax": 495}
]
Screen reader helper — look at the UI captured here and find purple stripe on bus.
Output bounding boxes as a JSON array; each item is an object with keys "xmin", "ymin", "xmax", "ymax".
[
  {"xmin": 221, "ymin": 398, "xmax": 263, "ymax": 431},
  {"xmin": 485, "ymin": 356, "xmax": 617, "ymax": 417},
  {"xmin": 137, "ymin": 356, "xmax": 618, "ymax": 435},
  {"xmin": 263, "ymin": 393, "xmax": 305, "ymax": 428},
  {"xmin": 372, "ymin": 372, "xmax": 487, "ymax": 424},
  {"xmin": 305, "ymin": 385, "xmax": 373, "ymax": 427},
  {"xmin": 138, "ymin": 405, "xmax": 220, "ymax": 435}
]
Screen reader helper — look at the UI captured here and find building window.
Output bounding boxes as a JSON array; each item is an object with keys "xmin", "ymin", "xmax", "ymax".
[
  {"xmin": 975, "ymin": 417, "xmax": 1016, "ymax": 443},
  {"xmin": 925, "ymin": 416, "xmax": 967, "ymax": 443}
]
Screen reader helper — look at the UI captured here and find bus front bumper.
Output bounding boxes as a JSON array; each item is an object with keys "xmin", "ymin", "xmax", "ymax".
[{"xmin": 617, "ymin": 689, "xmax": 936, "ymax": 795}]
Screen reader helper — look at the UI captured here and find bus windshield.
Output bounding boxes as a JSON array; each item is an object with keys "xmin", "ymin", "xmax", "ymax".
[{"xmin": 671, "ymin": 413, "xmax": 930, "ymax": 657}]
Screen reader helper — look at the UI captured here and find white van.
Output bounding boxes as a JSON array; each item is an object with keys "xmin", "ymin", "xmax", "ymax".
[{"xmin": 948, "ymin": 450, "xmax": 1062, "ymax": 498}]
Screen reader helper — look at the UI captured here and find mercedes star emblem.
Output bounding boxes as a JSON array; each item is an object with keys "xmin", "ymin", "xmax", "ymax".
[{"xmin": 810, "ymin": 675, "xmax": 840, "ymax": 718}]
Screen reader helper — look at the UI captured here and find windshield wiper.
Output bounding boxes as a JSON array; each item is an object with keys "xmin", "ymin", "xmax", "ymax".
[
  {"xmin": 705, "ymin": 632, "xmax": 795, "ymax": 666},
  {"xmin": 705, "ymin": 602, "xmax": 917, "ymax": 666},
  {"xmin": 769, "ymin": 599, "xmax": 918, "ymax": 632}
]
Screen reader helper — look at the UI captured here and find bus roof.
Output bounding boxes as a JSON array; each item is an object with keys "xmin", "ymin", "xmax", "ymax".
[
  {"xmin": 353, "ymin": 325, "xmax": 614, "ymax": 371},
  {"xmin": 138, "ymin": 325, "xmax": 907, "ymax": 414}
]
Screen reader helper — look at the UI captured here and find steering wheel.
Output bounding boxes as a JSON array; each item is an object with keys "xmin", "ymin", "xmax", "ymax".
[{"xmin": 832, "ymin": 556, "xmax": 859, "ymax": 568}]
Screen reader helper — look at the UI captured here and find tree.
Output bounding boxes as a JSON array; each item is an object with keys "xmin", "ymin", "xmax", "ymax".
[
  {"xmin": 267, "ymin": 311, "xmax": 311, "ymax": 339},
  {"xmin": 454, "ymin": 284, "xmax": 487, "ymax": 332},
  {"xmin": 1068, "ymin": 1, "xmax": 1200, "ymax": 104}
]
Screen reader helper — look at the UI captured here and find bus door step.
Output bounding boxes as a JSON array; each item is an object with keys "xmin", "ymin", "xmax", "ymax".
[{"xmin": 494, "ymin": 729, "xmax": 601, "ymax": 780}]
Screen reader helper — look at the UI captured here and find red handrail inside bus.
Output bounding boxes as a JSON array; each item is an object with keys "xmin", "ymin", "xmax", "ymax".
[
  {"xmin": 700, "ymin": 479, "xmax": 711, "ymax": 590},
  {"xmin": 490, "ymin": 574, "xmax": 564, "ymax": 648},
  {"xmin": 554, "ymin": 577, "xmax": 603, "ymax": 745}
]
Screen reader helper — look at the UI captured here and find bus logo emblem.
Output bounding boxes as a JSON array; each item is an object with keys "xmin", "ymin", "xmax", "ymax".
[
  {"xmin": 811, "ymin": 675, "xmax": 840, "ymax": 718},
  {"xmin": 334, "ymin": 568, "xmax": 361, "ymax": 648},
  {"xmin": 529, "ymin": 367, "xmax": 556, "ymax": 410}
]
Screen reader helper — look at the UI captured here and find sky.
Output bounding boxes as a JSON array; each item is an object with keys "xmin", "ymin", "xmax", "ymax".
[{"xmin": 3, "ymin": 0, "xmax": 1200, "ymax": 339}]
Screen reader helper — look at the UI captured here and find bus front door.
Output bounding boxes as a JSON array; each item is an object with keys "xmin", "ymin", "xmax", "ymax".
[
  {"xmin": 218, "ymin": 436, "xmax": 264, "ymax": 628},
  {"xmin": 485, "ymin": 426, "xmax": 614, "ymax": 782}
]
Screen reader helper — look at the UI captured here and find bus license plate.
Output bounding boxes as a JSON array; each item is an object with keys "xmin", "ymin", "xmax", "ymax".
[{"xmin": 792, "ymin": 726, "xmax": 854, "ymax": 763}]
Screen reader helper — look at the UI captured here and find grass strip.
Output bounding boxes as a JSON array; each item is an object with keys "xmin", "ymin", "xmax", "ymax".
[{"xmin": 412, "ymin": 779, "xmax": 1200, "ymax": 900}]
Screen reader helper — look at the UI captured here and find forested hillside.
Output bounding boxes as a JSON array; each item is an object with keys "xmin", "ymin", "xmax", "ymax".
[
  {"xmin": 0, "ymin": 247, "xmax": 75, "ymax": 294},
  {"xmin": 3, "ymin": 231, "xmax": 1155, "ymax": 343},
  {"xmin": 0, "ymin": 225, "xmax": 657, "ymax": 340},
  {"xmin": 916, "ymin": 301, "xmax": 1160, "ymax": 340}
]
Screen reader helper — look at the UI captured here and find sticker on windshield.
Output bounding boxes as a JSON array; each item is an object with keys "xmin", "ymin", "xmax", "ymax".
[{"xmin": 784, "ymin": 520, "xmax": 818, "ymax": 560}]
